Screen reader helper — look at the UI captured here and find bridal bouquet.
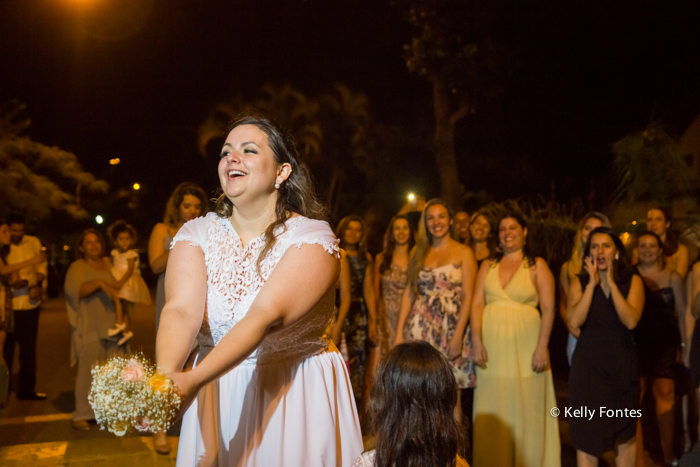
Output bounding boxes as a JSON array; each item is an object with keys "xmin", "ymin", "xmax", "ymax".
[{"xmin": 89, "ymin": 354, "xmax": 181, "ymax": 436}]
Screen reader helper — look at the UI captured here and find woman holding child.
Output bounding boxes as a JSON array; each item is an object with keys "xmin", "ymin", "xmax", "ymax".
[{"xmin": 64, "ymin": 229, "xmax": 128, "ymax": 431}]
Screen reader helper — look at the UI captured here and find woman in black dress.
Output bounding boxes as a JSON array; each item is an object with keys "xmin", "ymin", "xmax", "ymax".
[
  {"xmin": 634, "ymin": 231, "xmax": 685, "ymax": 465},
  {"xmin": 567, "ymin": 227, "xmax": 645, "ymax": 467}
]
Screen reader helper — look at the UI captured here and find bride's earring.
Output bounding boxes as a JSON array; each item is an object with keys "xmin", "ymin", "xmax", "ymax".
[{"xmin": 274, "ymin": 182, "xmax": 280, "ymax": 189}]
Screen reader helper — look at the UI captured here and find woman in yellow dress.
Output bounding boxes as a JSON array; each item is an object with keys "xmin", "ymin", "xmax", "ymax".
[{"xmin": 471, "ymin": 211, "xmax": 560, "ymax": 467}]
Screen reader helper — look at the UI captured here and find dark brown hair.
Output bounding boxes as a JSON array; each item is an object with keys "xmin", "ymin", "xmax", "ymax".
[
  {"xmin": 366, "ymin": 341, "xmax": 465, "ymax": 467},
  {"xmin": 107, "ymin": 220, "xmax": 138, "ymax": 249},
  {"xmin": 380, "ymin": 214, "xmax": 415, "ymax": 275},
  {"xmin": 215, "ymin": 115, "xmax": 328, "ymax": 274},
  {"xmin": 489, "ymin": 210, "xmax": 536, "ymax": 267},
  {"xmin": 336, "ymin": 215, "xmax": 369, "ymax": 261},
  {"xmin": 579, "ymin": 226, "xmax": 635, "ymax": 285}
]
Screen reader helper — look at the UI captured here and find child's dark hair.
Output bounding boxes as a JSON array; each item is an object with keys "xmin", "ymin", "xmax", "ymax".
[
  {"xmin": 366, "ymin": 341, "xmax": 466, "ymax": 467},
  {"xmin": 107, "ymin": 220, "xmax": 137, "ymax": 248}
]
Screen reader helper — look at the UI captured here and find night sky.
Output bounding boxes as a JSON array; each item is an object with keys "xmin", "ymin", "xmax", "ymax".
[{"xmin": 2, "ymin": 0, "xmax": 700, "ymax": 223}]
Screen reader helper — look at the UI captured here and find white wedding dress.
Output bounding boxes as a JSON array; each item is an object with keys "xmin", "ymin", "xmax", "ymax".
[{"xmin": 172, "ymin": 212, "xmax": 363, "ymax": 467}]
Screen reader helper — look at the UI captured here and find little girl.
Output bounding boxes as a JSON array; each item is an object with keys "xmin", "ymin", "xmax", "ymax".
[{"xmin": 107, "ymin": 220, "xmax": 151, "ymax": 346}]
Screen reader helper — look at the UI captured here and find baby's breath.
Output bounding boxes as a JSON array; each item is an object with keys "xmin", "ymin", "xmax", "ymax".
[{"xmin": 89, "ymin": 353, "xmax": 182, "ymax": 436}]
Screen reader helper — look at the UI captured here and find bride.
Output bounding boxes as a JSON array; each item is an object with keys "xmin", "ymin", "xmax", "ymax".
[{"xmin": 157, "ymin": 116, "xmax": 363, "ymax": 466}]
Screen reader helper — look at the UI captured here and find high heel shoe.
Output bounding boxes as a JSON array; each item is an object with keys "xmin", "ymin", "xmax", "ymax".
[
  {"xmin": 117, "ymin": 330, "xmax": 133, "ymax": 346},
  {"xmin": 107, "ymin": 323, "xmax": 126, "ymax": 337}
]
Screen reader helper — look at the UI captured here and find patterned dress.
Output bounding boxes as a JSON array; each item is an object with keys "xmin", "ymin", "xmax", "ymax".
[
  {"xmin": 377, "ymin": 263, "xmax": 407, "ymax": 356},
  {"xmin": 404, "ymin": 264, "xmax": 476, "ymax": 388},
  {"xmin": 344, "ymin": 254, "xmax": 370, "ymax": 404}
]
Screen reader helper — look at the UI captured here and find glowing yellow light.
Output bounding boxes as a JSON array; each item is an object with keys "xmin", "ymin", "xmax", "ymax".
[
  {"xmin": 408, "ymin": 193, "xmax": 415, "ymax": 201},
  {"xmin": 95, "ymin": 215, "xmax": 104, "ymax": 224},
  {"xmin": 63, "ymin": 245, "xmax": 70, "ymax": 251},
  {"xmin": 620, "ymin": 232, "xmax": 631, "ymax": 245},
  {"xmin": 109, "ymin": 158, "xmax": 121, "ymax": 165},
  {"xmin": 632, "ymin": 221, "xmax": 637, "ymax": 225},
  {"xmin": 133, "ymin": 183, "xmax": 140, "ymax": 190}
]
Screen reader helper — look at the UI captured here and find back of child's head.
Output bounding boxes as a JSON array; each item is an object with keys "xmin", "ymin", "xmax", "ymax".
[
  {"xmin": 366, "ymin": 341, "xmax": 465, "ymax": 467},
  {"xmin": 107, "ymin": 220, "xmax": 137, "ymax": 248}
]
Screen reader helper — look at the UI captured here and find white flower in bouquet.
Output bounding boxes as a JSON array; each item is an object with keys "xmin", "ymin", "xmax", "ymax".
[{"xmin": 89, "ymin": 354, "xmax": 181, "ymax": 436}]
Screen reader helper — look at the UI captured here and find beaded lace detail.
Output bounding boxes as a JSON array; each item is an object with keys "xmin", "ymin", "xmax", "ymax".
[{"xmin": 172, "ymin": 214, "xmax": 339, "ymax": 364}]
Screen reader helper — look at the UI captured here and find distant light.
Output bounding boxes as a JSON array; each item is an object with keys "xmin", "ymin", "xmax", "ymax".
[
  {"xmin": 95, "ymin": 215, "xmax": 104, "ymax": 224},
  {"xmin": 632, "ymin": 221, "xmax": 637, "ymax": 225},
  {"xmin": 408, "ymin": 193, "xmax": 415, "ymax": 201},
  {"xmin": 133, "ymin": 183, "xmax": 141, "ymax": 190},
  {"xmin": 109, "ymin": 158, "xmax": 121, "ymax": 165},
  {"xmin": 63, "ymin": 245, "xmax": 70, "ymax": 251},
  {"xmin": 620, "ymin": 232, "xmax": 631, "ymax": 245}
]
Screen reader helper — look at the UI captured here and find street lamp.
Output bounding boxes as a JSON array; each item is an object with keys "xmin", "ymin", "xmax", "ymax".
[
  {"xmin": 109, "ymin": 158, "xmax": 120, "ymax": 165},
  {"xmin": 95, "ymin": 215, "xmax": 104, "ymax": 224},
  {"xmin": 133, "ymin": 183, "xmax": 140, "ymax": 190}
]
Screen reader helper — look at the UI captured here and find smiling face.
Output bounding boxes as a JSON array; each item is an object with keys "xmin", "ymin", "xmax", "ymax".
[
  {"xmin": 498, "ymin": 217, "xmax": 526, "ymax": 253},
  {"xmin": 392, "ymin": 218, "xmax": 411, "ymax": 246},
  {"xmin": 454, "ymin": 211, "xmax": 470, "ymax": 240},
  {"xmin": 637, "ymin": 234, "xmax": 663, "ymax": 266},
  {"xmin": 218, "ymin": 124, "xmax": 288, "ymax": 207},
  {"xmin": 0, "ymin": 223, "xmax": 10, "ymax": 246},
  {"xmin": 581, "ymin": 217, "xmax": 603, "ymax": 245},
  {"xmin": 646, "ymin": 209, "xmax": 669, "ymax": 237},
  {"xmin": 179, "ymin": 194, "xmax": 202, "ymax": 224},
  {"xmin": 80, "ymin": 232, "xmax": 103, "ymax": 260},
  {"xmin": 589, "ymin": 232, "xmax": 616, "ymax": 271},
  {"xmin": 344, "ymin": 221, "xmax": 363, "ymax": 247},
  {"xmin": 470, "ymin": 214, "xmax": 491, "ymax": 243},
  {"xmin": 425, "ymin": 204, "xmax": 451, "ymax": 240}
]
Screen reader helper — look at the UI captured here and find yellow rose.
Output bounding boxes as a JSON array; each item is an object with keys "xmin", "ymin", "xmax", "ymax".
[{"xmin": 148, "ymin": 372, "xmax": 173, "ymax": 392}]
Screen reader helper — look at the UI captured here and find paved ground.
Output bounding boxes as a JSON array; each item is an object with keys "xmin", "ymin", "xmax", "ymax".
[{"xmin": 1, "ymin": 295, "xmax": 700, "ymax": 465}]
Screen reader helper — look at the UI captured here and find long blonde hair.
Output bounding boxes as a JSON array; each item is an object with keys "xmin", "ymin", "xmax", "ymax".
[
  {"xmin": 568, "ymin": 211, "xmax": 611, "ymax": 277},
  {"xmin": 406, "ymin": 198, "xmax": 456, "ymax": 294}
]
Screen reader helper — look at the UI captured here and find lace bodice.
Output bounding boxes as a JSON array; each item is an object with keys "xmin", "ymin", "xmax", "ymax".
[{"xmin": 172, "ymin": 212, "xmax": 340, "ymax": 364}]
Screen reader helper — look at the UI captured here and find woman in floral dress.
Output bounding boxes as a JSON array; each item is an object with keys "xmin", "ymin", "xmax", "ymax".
[
  {"xmin": 394, "ymin": 199, "xmax": 478, "ymax": 400},
  {"xmin": 373, "ymin": 215, "xmax": 414, "ymax": 356}
]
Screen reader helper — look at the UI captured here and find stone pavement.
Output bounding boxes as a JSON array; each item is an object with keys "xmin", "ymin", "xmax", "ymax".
[{"xmin": 0, "ymin": 436, "xmax": 178, "ymax": 466}]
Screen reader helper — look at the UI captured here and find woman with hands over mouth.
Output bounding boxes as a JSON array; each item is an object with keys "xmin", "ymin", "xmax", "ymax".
[
  {"xmin": 567, "ymin": 227, "xmax": 644, "ymax": 467},
  {"xmin": 470, "ymin": 211, "xmax": 560, "ymax": 467},
  {"xmin": 157, "ymin": 115, "xmax": 362, "ymax": 467}
]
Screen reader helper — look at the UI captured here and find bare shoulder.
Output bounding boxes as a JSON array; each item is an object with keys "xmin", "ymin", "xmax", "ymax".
[
  {"xmin": 670, "ymin": 271, "xmax": 684, "ymax": 288},
  {"xmin": 150, "ymin": 222, "xmax": 168, "ymax": 237}
]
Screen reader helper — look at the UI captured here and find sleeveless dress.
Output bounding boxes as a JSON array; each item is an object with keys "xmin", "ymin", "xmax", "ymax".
[
  {"xmin": 635, "ymin": 275, "xmax": 680, "ymax": 379},
  {"xmin": 173, "ymin": 213, "xmax": 363, "ymax": 467},
  {"xmin": 110, "ymin": 249, "xmax": 151, "ymax": 304},
  {"xmin": 473, "ymin": 260, "xmax": 561, "ymax": 467},
  {"xmin": 155, "ymin": 230, "xmax": 173, "ymax": 332},
  {"xmin": 344, "ymin": 254, "xmax": 370, "ymax": 405},
  {"xmin": 377, "ymin": 263, "xmax": 407, "ymax": 356},
  {"xmin": 404, "ymin": 264, "xmax": 476, "ymax": 388},
  {"xmin": 569, "ymin": 274, "xmax": 639, "ymax": 457}
]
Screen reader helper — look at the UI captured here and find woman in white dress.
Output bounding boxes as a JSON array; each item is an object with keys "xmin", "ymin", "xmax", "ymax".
[{"xmin": 157, "ymin": 115, "xmax": 363, "ymax": 466}]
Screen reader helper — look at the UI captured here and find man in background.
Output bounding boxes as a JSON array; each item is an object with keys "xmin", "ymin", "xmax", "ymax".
[{"xmin": 2, "ymin": 214, "xmax": 47, "ymax": 400}]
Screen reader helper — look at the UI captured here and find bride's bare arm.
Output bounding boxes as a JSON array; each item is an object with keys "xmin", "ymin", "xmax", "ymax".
[
  {"xmin": 156, "ymin": 242, "xmax": 208, "ymax": 374},
  {"xmin": 183, "ymin": 244, "xmax": 339, "ymax": 393}
]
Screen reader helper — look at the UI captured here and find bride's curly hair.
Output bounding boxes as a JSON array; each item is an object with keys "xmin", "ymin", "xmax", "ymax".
[
  {"xmin": 215, "ymin": 114, "xmax": 328, "ymax": 274},
  {"xmin": 366, "ymin": 341, "xmax": 466, "ymax": 467}
]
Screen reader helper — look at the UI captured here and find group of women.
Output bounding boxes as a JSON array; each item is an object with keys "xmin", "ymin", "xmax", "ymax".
[{"xmin": 49, "ymin": 112, "xmax": 699, "ymax": 467}]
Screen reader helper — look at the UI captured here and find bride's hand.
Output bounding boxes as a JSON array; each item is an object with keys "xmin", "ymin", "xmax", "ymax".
[{"xmin": 168, "ymin": 370, "xmax": 201, "ymax": 420}]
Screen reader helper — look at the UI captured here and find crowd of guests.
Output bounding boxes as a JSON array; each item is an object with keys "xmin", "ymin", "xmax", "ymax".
[{"xmin": 1, "ymin": 178, "xmax": 699, "ymax": 465}]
